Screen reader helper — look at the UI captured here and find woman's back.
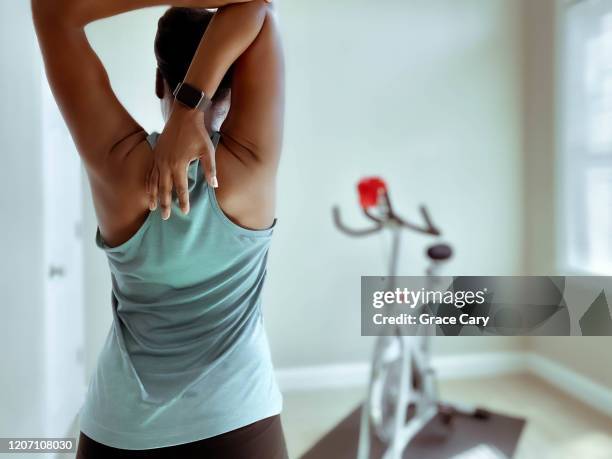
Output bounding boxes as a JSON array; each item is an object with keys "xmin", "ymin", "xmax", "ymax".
[{"xmin": 79, "ymin": 133, "xmax": 282, "ymax": 449}]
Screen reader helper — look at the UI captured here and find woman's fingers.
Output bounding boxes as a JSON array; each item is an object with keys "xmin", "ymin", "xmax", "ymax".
[
  {"xmin": 147, "ymin": 167, "xmax": 159, "ymax": 211},
  {"xmin": 145, "ymin": 167, "xmax": 151, "ymax": 195},
  {"xmin": 159, "ymin": 169, "xmax": 174, "ymax": 220},
  {"xmin": 199, "ymin": 140, "xmax": 218, "ymax": 189},
  {"xmin": 173, "ymin": 163, "xmax": 190, "ymax": 215}
]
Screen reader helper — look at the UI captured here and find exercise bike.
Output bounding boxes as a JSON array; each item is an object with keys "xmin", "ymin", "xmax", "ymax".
[{"xmin": 332, "ymin": 177, "xmax": 489, "ymax": 459}]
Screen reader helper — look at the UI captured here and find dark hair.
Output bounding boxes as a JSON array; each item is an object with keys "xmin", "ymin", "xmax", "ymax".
[{"xmin": 154, "ymin": 7, "xmax": 232, "ymax": 101}]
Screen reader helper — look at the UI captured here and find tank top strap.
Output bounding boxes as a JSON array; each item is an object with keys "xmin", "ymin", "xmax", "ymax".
[
  {"xmin": 146, "ymin": 132, "xmax": 160, "ymax": 149},
  {"xmin": 211, "ymin": 131, "xmax": 221, "ymax": 150}
]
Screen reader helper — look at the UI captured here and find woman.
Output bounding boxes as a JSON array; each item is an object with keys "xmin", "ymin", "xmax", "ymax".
[{"xmin": 32, "ymin": 0, "xmax": 287, "ymax": 457}]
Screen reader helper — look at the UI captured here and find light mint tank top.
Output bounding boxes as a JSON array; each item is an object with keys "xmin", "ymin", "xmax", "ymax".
[{"xmin": 78, "ymin": 132, "xmax": 282, "ymax": 449}]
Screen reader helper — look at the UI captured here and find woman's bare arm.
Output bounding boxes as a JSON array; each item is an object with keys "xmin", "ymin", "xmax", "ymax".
[
  {"xmin": 189, "ymin": 1, "xmax": 284, "ymax": 163},
  {"xmin": 35, "ymin": 0, "xmax": 265, "ymax": 26},
  {"xmin": 149, "ymin": 0, "xmax": 284, "ymax": 221},
  {"xmin": 31, "ymin": 0, "xmax": 267, "ymax": 170}
]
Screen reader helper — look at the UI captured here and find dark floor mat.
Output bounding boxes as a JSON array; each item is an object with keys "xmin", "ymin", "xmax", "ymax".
[{"xmin": 300, "ymin": 404, "xmax": 525, "ymax": 459}]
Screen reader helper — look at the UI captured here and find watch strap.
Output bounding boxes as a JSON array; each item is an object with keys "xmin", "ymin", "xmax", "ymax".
[{"xmin": 173, "ymin": 82, "xmax": 212, "ymax": 112}]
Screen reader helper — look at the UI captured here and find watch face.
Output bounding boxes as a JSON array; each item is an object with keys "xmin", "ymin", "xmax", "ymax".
[{"xmin": 174, "ymin": 83, "xmax": 203, "ymax": 109}]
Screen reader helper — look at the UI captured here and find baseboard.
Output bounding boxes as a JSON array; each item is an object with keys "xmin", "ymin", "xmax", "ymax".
[
  {"xmin": 432, "ymin": 352, "xmax": 528, "ymax": 380},
  {"xmin": 526, "ymin": 353, "xmax": 612, "ymax": 419},
  {"xmin": 275, "ymin": 351, "xmax": 528, "ymax": 392},
  {"xmin": 276, "ymin": 351, "xmax": 612, "ymax": 419},
  {"xmin": 276, "ymin": 362, "xmax": 371, "ymax": 392}
]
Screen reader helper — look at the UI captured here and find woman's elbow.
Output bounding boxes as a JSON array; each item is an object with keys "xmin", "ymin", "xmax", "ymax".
[
  {"xmin": 221, "ymin": 0, "xmax": 273, "ymax": 8},
  {"xmin": 31, "ymin": 0, "xmax": 82, "ymax": 28},
  {"xmin": 220, "ymin": 0, "xmax": 271, "ymax": 22}
]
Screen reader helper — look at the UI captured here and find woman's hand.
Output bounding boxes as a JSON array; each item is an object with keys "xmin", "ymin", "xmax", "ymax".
[{"xmin": 146, "ymin": 105, "xmax": 217, "ymax": 220}]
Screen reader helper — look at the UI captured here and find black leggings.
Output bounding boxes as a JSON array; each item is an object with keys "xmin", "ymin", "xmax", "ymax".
[{"xmin": 76, "ymin": 415, "xmax": 289, "ymax": 459}]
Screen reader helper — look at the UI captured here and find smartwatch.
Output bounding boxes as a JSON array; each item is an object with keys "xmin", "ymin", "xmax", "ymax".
[{"xmin": 173, "ymin": 82, "xmax": 212, "ymax": 112}]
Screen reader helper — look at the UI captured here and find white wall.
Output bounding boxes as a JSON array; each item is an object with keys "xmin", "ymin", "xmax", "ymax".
[
  {"xmin": 0, "ymin": 1, "xmax": 46, "ymax": 436},
  {"xmin": 267, "ymin": 0, "xmax": 525, "ymax": 366},
  {"xmin": 83, "ymin": 0, "xmax": 526, "ymax": 373}
]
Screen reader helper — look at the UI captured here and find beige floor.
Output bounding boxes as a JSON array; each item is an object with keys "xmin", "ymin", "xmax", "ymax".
[{"xmin": 281, "ymin": 373, "xmax": 612, "ymax": 459}]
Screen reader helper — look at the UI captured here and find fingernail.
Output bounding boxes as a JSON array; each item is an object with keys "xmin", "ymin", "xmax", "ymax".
[
  {"xmin": 149, "ymin": 202, "xmax": 157, "ymax": 211},
  {"xmin": 211, "ymin": 176, "xmax": 219, "ymax": 188}
]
